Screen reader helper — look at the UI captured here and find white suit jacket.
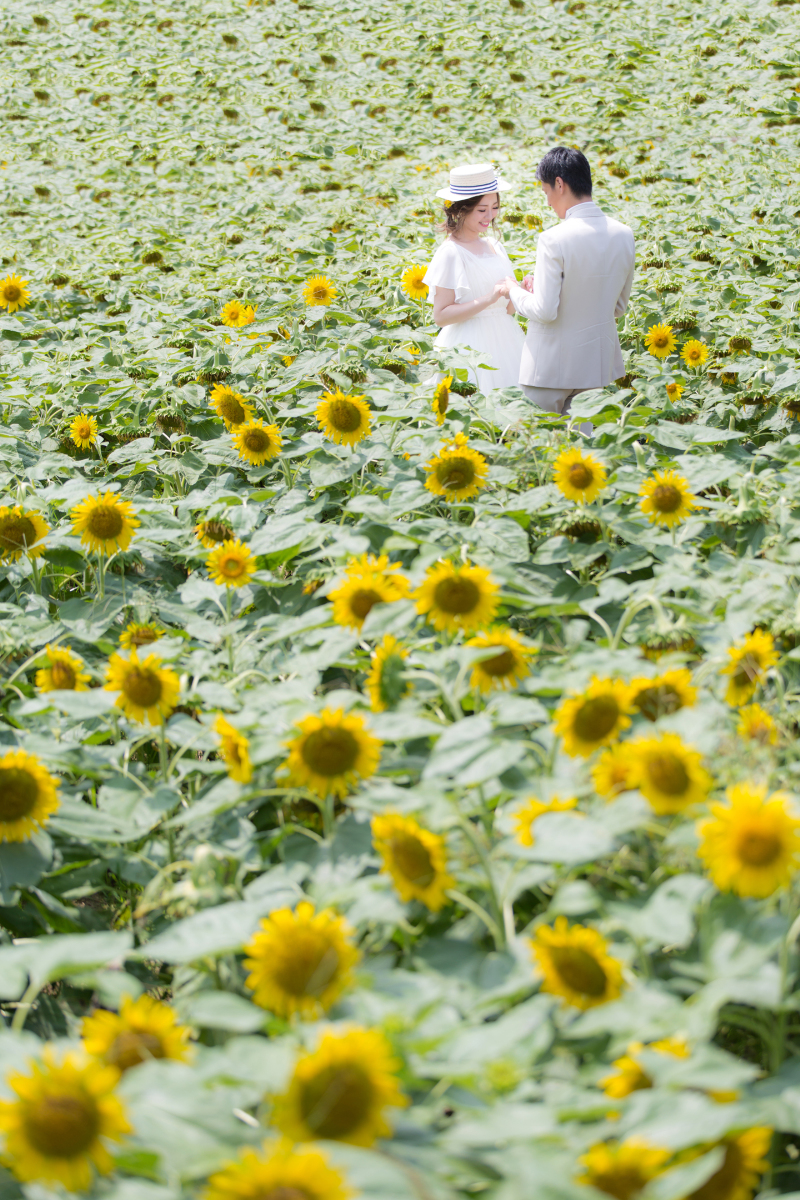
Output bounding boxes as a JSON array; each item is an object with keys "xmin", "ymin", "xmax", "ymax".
[{"xmin": 509, "ymin": 201, "xmax": 635, "ymax": 390}]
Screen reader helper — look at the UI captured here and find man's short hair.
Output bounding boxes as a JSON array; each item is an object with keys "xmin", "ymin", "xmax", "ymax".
[{"xmin": 536, "ymin": 147, "xmax": 592, "ymax": 196}]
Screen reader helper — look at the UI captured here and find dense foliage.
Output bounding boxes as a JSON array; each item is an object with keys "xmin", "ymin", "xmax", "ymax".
[{"xmin": 2, "ymin": 0, "xmax": 800, "ymax": 1198}]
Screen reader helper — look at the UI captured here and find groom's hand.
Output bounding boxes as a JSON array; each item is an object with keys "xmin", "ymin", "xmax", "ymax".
[
  {"xmin": 497, "ymin": 276, "xmax": 516, "ymax": 297},
  {"xmin": 522, "ymin": 273, "xmax": 534, "ymax": 293}
]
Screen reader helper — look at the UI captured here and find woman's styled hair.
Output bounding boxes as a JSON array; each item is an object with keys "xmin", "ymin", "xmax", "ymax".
[{"xmin": 441, "ymin": 191, "xmax": 502, "ymax": 236}]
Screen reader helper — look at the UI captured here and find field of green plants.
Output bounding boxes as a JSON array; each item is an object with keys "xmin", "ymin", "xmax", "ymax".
[{"xmin": 3, "ymin": 0, "xmax": 800, "ymax": 1197}]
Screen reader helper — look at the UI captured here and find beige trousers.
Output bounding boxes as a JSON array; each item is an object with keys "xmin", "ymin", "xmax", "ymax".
[{"xmin": 520, "ymin": 385, "xmax": 582, "ymax": 415}]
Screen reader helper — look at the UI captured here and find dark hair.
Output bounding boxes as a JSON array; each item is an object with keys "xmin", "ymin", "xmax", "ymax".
[
  {"xmin": 536, "ymin": 147, "xmax": 592, "ymax": 196},
  {"xmin": 441, "ymin": 191, "xmax": 501, "ymax": 235}
]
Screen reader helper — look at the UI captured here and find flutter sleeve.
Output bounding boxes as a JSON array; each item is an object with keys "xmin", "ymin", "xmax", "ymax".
[{"xmin": 422, "ymin": 239, "xmax": 471, "ymax": 304}]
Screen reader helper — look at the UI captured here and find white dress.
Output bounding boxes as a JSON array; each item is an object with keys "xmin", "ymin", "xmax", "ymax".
[{"xmin": 423, "ymin": 236, "xmax": 525, "ymax": 392}]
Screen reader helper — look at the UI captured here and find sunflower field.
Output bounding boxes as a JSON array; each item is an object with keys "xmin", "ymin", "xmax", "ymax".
[{"xmin": 3, "ymin": 0, "xmax": 800, "ymax": 1197}]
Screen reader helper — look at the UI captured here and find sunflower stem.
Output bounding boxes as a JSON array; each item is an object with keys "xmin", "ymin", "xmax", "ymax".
[
  {"xmin": 11, "ymin": 978, "xmax": 40, "ymax": 1033},
  {"xmin": 446, "ymin": 888, "xmax": 504, "ymax": 950},
  {"xmin": 226, "ymin": 586, "xmax": 234, "ymax": 674},
  {"xmin": 158, "ymin": 720, "xmax": 169, "ymax": 783},
  {"xmin": 97, "ymin": 549, "xmax": 106, "ymax": 600}
]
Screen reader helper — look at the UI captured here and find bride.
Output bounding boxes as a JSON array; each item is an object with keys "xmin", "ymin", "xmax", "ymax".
[{"xmin": 424, "ymin": 163, "xmax": 525, "ymax": 393}]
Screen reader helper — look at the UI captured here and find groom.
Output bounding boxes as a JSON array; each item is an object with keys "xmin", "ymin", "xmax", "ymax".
[{"xmin": 499, "ymin": 147, "xmax": 635, "ymax": 417}]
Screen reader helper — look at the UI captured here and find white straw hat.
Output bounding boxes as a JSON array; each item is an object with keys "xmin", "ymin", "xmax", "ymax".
[{"xmin": 435, "ymin": 162, "xmax": 511, "ymax": 202}]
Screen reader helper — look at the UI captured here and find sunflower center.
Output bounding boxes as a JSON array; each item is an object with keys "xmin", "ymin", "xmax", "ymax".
[
  {"xmin": 224, "ymin": 736, "xmax": 245, "ymax": 769},
  {"xmin": 435, "ymin": 387, "xmax": 449, "ymax": 415},
  {"xmin": 87, "ymin": 505, "xmax": 124, "ymax": 540},
  {"xmin": 328, "ymin": 399, "xmax": 362, "ymax": 433},
  {"xmin": 591, "ymin": 1166, "xmax": 649, "ymax": 1200},
  {"xmin": 0, "ymin": 767, "xmax": 39, "ymax": 822},
  {"xmin": 24, "ymin": 1092, "xmax": 100, "ymax": 1157},
  {"xmin": 435, "ymin": 457, "xmax": 475, "ymax": 491},
  {"xmin": 573, "ymin": 696, "xmax": 620, "ymax": 742},
  {"xmin": 651, "ymin": 485, "xmax": 682, "ymax": 513},
  {"xmin": 203, "ymin": 521, "xmax": 232, "ymax": 544},
  {"xmin": 219, "ymin": 553, "xmax": 247, "ymax": 580},
  {"xmin": 129, "ymin": 626, "xmax": 159, "ymax": 647},
  {"xmin": 0, "ymin": 514, "xmax": 37, "ymax": 552},
  {"xmin": 122, "ymin": 668, "xmax": 163, "ymax": 709},
  {"xmin": 272, "ymin": 931, "xmax": 341, "ymax": 998},
  {"xmin": 432, "ymin": 576, "xmax": 479, "ymax": 615},
  {"xmin": 732, "ymin": 653, "xmax": 761, "ymax": 688},
  {"xmin": 350, "ymin": 588, "xmax": 384, "ymax": 621},
  {"xmin": 688, "ymin": 1142, "xmax": 743, "ymax": 1200},
  {"xmin": 301, "ymin": 727, "xmax": 359, "ymax": 777},
  {"xmin": 258, "ymin": 1189, "xmax": 310, "ymax": 1200},
  {"xmin": 568, "ymin": 462, "xmax": 594, "ymax": 489},
  {"xmin": 311, "ymin": 286, "xmax": 330, "ymax": 303},
  {"xmin": 549, "ymin": 946, "xmax": 607, "ymax": 998},
  {"xmin": 480, "ymin": 648, "xmax": 517, "ymax": 677},
  {"xmin": 737, "ymin": 829, "xmax": 782, "ymax": 867},
  {"xmin": 219, "ymin": 396, "xmax": 247, "ymax": 424},
  {"xmin": 243, "ymin": 429, "xmax": 271, "ymax": 453},
  {"xmin": 645, "ymin": 751, "xmax": 689, "ymax": 796},
  {"xmin": 76, "ymin": 422, "xmax": 92, "ymax": 439},
  {"xmin": 4, "ymin": 284, "xmax": 21, "ymax": 303},
  {"xmin": 389, "ymin": 833, "xmax": 436, "ymax": 887},
  {"xmin": 652, "ymin": 333, "xmax": 669, "ymax": 349},
  {"xmin": 107, "ymin": 1030, "xmax": 166, "ymax": 1072},
  {"xmin": 634, "ymin": 684, "xmax": 682, "ymax": 722},
  {"xmin": 50, "ymin": 660, "xmax": 77, "ymax": 689},
  {"xmin": 299, "ymin": 1062, "xmax": 374, "ymax": 1139}
]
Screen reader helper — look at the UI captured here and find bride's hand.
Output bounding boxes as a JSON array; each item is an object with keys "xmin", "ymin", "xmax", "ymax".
[
  {"xmin": 522, "ymin": 273, "xmax": 534, "ymax": 293},
  {"xmin": 492, "ymin": 280, "xmax": 510, "ymax": 300}
]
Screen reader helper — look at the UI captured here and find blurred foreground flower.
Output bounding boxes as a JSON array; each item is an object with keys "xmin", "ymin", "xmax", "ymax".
[
  {"xmin": 214, "ymin": 715, "xmax": 252, "ymax": 783},
  {"xmin": 555, "ymin": 677, "xmax": 633, "ymax": 757},
  {"xmin": 329, "ymin": 553, "xmax": 409, "ymax": 630},
  {"xmin": 0, "ymin": 1050, "xmax": 130, "ymax": 1192},
  {"xmin": 736, "ymin": 703, "xmax": 777, "ymax": 745},
  {"xmin": 82, "ymin": 994, "xmax": 192, "ymax": 1072},
  {"xmin": 722, "ymin": 630, "xmax": 777, "ymax": 706},
  {"xmin": 531, "ymin": 917, "xmax": 626, "ymax": 1009},
  {"xmin": 577, "ymin": 1138, "xmax": 669, "ymax": 1199},
  {"xmin": 697, "ymin": 782, "xmax": 800, "ymax": 898},
  {"xmin": 414, "ymin": 560, "xmax": 498, "ymax": 632},
  {"xmin": 513, "ymin": 795, "xmax": 578, "ymax": 846},
  {"xmin": 0, "ymin": 505, "xmax": 49, "ymax": 562},
  {"xmin": 273, "ymin": 1027, "xmax": 407, "ymax": 1145},
  {"xmin": 0, "ymin": 748, "xmax": 59, "ymax": 842},
  {"xmin": 244, "ymin": 901, "xmax": 359, "ymax": 1018},
  {"xmin": 467, "ymin": 625, "xmax": 535, "ymax": 692},
  {"xmin": 281, "ymin": 707, "xmax": 382, "ymax": 799},
  {"xmin": 36, "ymin": 644, "xmax": 89, "ymax": 693},
  {"xmin": 626, "ymin": 732, "xmax": 712, "ymax": 814},
  {"xmin": 206, "ymin": 1140, "xmax": 352, "ymax": 1200},
  {"xmin": 372, "ymin": 812, "xmax": 454, "ymax": 910},
  {"xmin": 366, "ymin": 635, "xmax": 410, "ymax": 711}
]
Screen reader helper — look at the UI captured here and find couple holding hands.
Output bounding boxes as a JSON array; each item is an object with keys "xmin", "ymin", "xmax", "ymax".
[{"xmin": 423, "ymin": 146, "xmax": 636, "ymax": 418}]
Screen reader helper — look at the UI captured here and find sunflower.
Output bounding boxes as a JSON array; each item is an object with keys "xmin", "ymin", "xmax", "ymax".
[
  {"xmin": 233, "ymin": 418, "xmax": 282, "ymax": 465},
  {"xmin": 553, "ymin": 447, "xmax": 608, "ymax": 503},
  {"xmin": 81, "ymin": 994, "xmax": 192, "ymax": 1072},
  {"xmin": 629, "ymin": 667, "xmax": 697, "ymax": 722},
  {"xmin": 220, "ymin": 299, "xmax": 257, "ymax": 327},
  {"xmin": 0, "ymin": 748, "xmax": 60, "ymax": 843},
  {"xmin": 432, "ymin": 375, "xmax": 453, "ymax": 424},
  {"xmin": 209, "ymin": 384, "xmax": 254, "ymax": 428},
  {"xmin": 400, "ymin": 264, "xmax": 429, "ymax": 300},
  {"xmin": 119, "ymin": 620, "xmax": 164, "ymax": 650},
  {"xmin": 682, "ymin": 339, "xmax": 709, "ymax": 368},
  {"xmin": 70, "ymin": 492, "xmax": 140, "ymax": 555},
  {"xmin": 722, "ymin": 630, "xmax": 778, "ymax": 706},
  {"xmin": 194, "ymin": 517, "xmax": 234, "ymax": 549},
  {"xmin": 592, "ymin": 744, "xmax": 637, "ymax": 798},
  {"xmin": 316, "ymin": 389, "xmax": 371, "ymax": 446},
  {"xmin": 736, "ymin": 703, "xmax": 777, "ymax": 746},
  {"xmin": 104, "ymin": 650, "xmax": 180, "ymax": 725},
  {"xmin": 665, "ymin": 381, "xmax": 684, "ymax": 401},
  {"xmin": 69, "ymin": 413, "xmax": 98, "ymax": 449},
  {"xmin": 425, "ymin": 432, "xmax": 488, "ymax": 502},
  {"xmin": 0, "ymin": 273, "xmax": 30, "ymax": 313},
  {"xmin": 531, "ymin": 917, "xmax": 625, "ymax": 1009},
  {"xmin": 554, "ymin": 677, "xmax": 633, "ymax": 757},
  {"xmin": 243, "ymin": 901, "xmax": 360, "ymax": 1019},
  {"xmin": 0, "ymin": 1050, "xmax": 130, "ymax": 1193},
  {"xmin": 35, "ymin": 645, "xmax": 90, "ymax": 693},
  {"xmin": 366, "ymin": 635, "xmax": 410, "ymax": 712},
  {"xmin": 302, "ymin": 275, "xmax": 337, "ymax": 306},
  {"xmin": 274, "ymin": 1026, "xmax": 406, "ymax": 1146},
  {"xmin": 214, "ymin": 714, "xmax": 252, "ymax": 783},
  {"xmin": 205, "ymin": 1140, "xmax": 352, "ymax": 1200},
  {"xmin": 683, "ymin": 1128, "xmax": 772, "ymax": 1200},
  {"xmin": 577, "ymin": 1139, "xmax": 670, "ymax": 1200},
  {"xmin": 513, "ymin": 795, "xmax": 578, "ymax": 847},
  {"xmin": 639, "ymin": 469, "xmax": 696, "ymax": 528},
  {"xmin": 414, "ymin": 560, "xmax": 499, "ymax": 633},
  {"xmin": 328, "ymin": 554, "xmax": 409, "ymax": 631},
  {"xmin": 372, "ymin": 812, "xmax": 454, "ymax": 911},
  {"xmin": 281, "ymin": 707, "xmax": 382, "ymax": 799},
  {"xmin": 600, "ymin": 1037, "xmax": 690, "ymax": 1099},
  {"xmin": 207, "ymin": 538, "xmax": 256, "ymax": 588},
  {"xmin": 645, "ymin": 323, "xmax": 676, "ymax": 358},
  {"xmin": 626, "ymin": 732, "xmax": 712, "ymax": 814},
  {"xmin": 466, "ymin": 626, "xmax": 535, "ymax": 693},
  {"xmin": 697, "ymin": 781, "xmax": 800, "ymax": 898},
  {"xmin": 0, "ymin": 505, "xmax": 49, "ymax": 562}
]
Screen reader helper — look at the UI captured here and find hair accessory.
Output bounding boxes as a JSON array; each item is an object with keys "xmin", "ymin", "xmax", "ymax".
[{"xmin": 435, "ymin": 162, "xmax": 512, "ymax": 202}]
